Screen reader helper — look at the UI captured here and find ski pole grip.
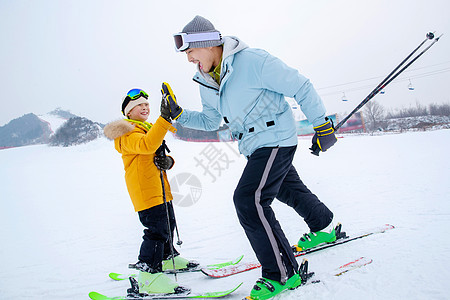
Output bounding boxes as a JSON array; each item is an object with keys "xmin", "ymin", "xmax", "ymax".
[{"xmin": 310, "ymin": 143, "xmax": 321, "ymax": 156}]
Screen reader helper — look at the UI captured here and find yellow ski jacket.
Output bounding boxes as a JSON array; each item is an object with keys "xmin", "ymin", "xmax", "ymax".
[{"xmin": 104, "ymin": 117, "xmax": 177, "ymax": 212}]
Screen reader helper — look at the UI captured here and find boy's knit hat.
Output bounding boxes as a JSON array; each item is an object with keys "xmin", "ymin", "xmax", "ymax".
[
  {"xmin": 181, "ymin": 16, "xmax": 223, "ymax": 49},
  {"xmin": 122, "ymin": 95, "xmax": 149, "ymax": 117}
]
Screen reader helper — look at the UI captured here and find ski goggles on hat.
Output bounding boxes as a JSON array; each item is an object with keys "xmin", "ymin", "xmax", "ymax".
[
  {"xmin": 173, "ymin": 31, "xmax": 222, "ymax": 52},
  {"xmin": 126, "ymin": 89, "xmax": 148, "ymax": 100},
  {"xmin": 122, "ymin": 89, "xmax": 149, "ymax": 115}
]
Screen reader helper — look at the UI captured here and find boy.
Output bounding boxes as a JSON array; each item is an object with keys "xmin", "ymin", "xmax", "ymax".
[
  {"xmin": 163, "ymin": 16, "xmax": 338, "ymax": 299},
  {"xmin": 103, "ymin": 88, "xmax": 194, "ymax": 295}
]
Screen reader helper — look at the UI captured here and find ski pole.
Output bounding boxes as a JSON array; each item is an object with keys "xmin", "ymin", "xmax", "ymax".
[
  {"xmin": 310, "ymin": 32, "xmax": 443, "ymax": 156},
  {"xmin": 159, "ymin": 169, "xmax": 178, "ymax": 280},
  {"xmin": 157, "ymin": 141, "xmax": 183, "ymax": 246},
  {"xmin": 155, "ymin": 140, "xmax": 182, "ymax": 280}
]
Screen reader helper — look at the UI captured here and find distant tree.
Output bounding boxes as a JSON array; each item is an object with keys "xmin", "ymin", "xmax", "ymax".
[
  {"xmin": 363, "ymin": 101, "xmax": 385, "ymax": 131},
  {"xmin": 409, "ymin": 101, "xmax": 428, "ymax": 117},
  {"xmin": 49, "ymin": 117, "xmax": 101, "ymax": 147},
  {"xmin": 48, "ymin": 108, "xmax": 77, "ymax": 119},
  {"xmin": 172, "ymin": 123, "xmax": 229, "ymax": 142},
  {"xmin": 387, "ymin": 101, "xmax": 428, "ymax": 118},
  {"xmin": 429, "ymin": 102, "xmax": 450, "ymax": 116}
]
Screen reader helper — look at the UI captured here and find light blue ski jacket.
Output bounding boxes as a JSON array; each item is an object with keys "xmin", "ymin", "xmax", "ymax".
[{"xmin": 177, "ymin": 36, "xmax": 327, "ymax": 157}]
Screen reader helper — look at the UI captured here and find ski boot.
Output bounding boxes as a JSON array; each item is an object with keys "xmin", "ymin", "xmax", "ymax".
[
  {"xmin": 127, "ymin": 276, "xmax": 146, "ymax": 298},
  {"xmin": 295, "ymin": 222, "xmax": 340, "ymax": 251},
  {"xmin": 245, "ymin": 260, "xmax": 312, "ymax": 300},
  {"xmin": 162, "ymin": 256, "xmax": 200, "ymax": 272},
  {"xmin": 129, "ymin": 261, "xmax": 157, "ymax": 273},
  {"xmin": 247, "ymin": 273, "xmax": 302, "ymax": 299},
  {"xmin": 126, "ymin": 272, "xmax": 190, "ymax": 297}
]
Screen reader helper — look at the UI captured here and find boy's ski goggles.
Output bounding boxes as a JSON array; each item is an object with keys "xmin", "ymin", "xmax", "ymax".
[
  {"xmin": 126, "ymin": 89, "xmax": 149, "ymax": 100},
  {"xmin": 173, "ymin": 31, "xmax": 222, "ymax": 52},
  {"xmin": 122, "ymin": 89, "xmax": 149, "ymax": 115}
]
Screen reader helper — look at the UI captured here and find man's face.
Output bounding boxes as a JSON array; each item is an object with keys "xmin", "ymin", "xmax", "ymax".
[{"xmin": 185, "ymin": 47, "xmax": 216, "ymax": 72}]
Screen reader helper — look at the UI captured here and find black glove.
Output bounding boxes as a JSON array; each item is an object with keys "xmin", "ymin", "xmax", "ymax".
[
  {"xmin": 311, "ymin": 117, "xmax": 337, "ymax": 153},
  {"xmin": 160, "ymin": 96, "xmax": 171, "ymax": 122},
  {"xmin": 161, "ymin": 82, "xmax": 183, "ymax": 120},
  {"xmin": 154, "ymin": 155, "xmax": 174, "ymax": 171}
]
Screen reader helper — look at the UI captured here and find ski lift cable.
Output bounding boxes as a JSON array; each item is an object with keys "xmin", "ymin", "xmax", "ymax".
[
  {"xmin": 405, "ymin": 68, "xmax": 450, "ymax": 80},
  {"xmin": 401, "ymin": 61, "xmax": 450, "ymax": 73},
  {"xmin": 398, "ymin": 67, "xmax": 450, "ymax": 80},
  {"xmin": 316, "ymin": 61, "xmax": 450, "ymax": 91},
  {"xmin": 319, "ymin": 67, "xmax": 450, "ymax": 97}
]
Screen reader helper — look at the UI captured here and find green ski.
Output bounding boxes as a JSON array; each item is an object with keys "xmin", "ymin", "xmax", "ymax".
[
  {"xmin": 88, "ymin": 282, "xmax": 243, "ymax": 300},
  {"xmin": 109, "ymin": 255, "xmax": 244, "ymax": 281}
]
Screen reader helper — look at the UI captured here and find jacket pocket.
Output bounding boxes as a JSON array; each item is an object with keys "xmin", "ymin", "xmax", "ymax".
[
  {"xmin": 241, "ymin": 115, "xmax": 278, "ymax": 154},
  {"xmin": 138, "ymin": 155, "xmax": 160, "ymax": 185}
]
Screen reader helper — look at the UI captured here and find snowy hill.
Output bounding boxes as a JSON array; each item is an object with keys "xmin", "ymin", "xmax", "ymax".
[
  {"xmin": 0, "ymin": 109, "xmax": 105, "ymax": 149},
  {"xmin": 0, "ymin": 113, "xmax": 52, "ymax": 148},
  {"xmin": 38, "ymin": 113, "xmax": 69, "ymax": 134},
  {"xmin": 0, "ymin": 130, "xmax": 449, "ymax": 299}
]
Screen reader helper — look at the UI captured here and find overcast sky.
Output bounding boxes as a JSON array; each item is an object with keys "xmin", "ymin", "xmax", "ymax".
[{"xmin": 1, "ymin": 0, "xmax": 449, "ymax": 126}]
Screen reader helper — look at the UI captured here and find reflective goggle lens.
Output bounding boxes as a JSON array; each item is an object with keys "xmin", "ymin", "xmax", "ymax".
[
  {"xmin": 127, "ymin": 89, "xmax": 148, "ymax": 100},
  {"xmin": 173, "ymin": 31, "xmax": 222, "ymax": 52},
  {"xmin": 174, "ymin": 35, "xmax": 185, "ymax": 51}
]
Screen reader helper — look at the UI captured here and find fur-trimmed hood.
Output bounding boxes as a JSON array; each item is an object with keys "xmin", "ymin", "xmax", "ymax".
[{"xmin": 103, "ymin": 119, "xmax": 135, "ymax": 140}]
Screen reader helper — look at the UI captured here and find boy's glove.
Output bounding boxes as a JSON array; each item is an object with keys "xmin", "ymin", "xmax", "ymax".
[
  {"xmin": 310, "ymin": 117, "xmax": 337, "ymax": 155},
  {"xmin": 161, "ymin": 82, "xmax": 183, "ymax": 120},
  {"xmin": 160, "ymin": 96, "xmax": 171, "ymax": 122},
  {"xmin": 154, "ymin": 155, "xmax": 174, "ymax": 171}
]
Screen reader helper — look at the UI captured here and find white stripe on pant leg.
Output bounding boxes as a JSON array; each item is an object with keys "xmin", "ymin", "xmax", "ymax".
[{"xmin": 254, "ymin": 148, "xmax": 287, "ymax": 282}]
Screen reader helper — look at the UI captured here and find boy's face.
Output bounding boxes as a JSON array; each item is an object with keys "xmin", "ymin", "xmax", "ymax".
[
  {"xmin": 127, "ymin": 102, "xmax": 149, "ymax": 122},
  {"xmin": 185, "ymin": 47, "xmax": 217, "ymax": 72}
]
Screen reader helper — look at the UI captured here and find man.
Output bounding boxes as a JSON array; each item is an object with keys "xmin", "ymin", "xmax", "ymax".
[{"xmin": 163, "ymin": 15, "xmax": 338, "ymax": 300}]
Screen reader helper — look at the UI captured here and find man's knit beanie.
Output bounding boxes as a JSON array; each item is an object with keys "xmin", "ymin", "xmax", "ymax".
[{"xmin": 182, "ymin": 15, "xmax": 223, "ymax": 49}]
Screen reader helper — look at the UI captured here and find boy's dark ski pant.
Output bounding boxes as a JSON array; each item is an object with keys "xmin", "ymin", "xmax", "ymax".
[
  {"xmin": 233, "ymin": 146, "xmax": 333, "ymax": 282},
  {"xmin": 138, "ymin": 201, "xmax": 179, "ymax": 271}
]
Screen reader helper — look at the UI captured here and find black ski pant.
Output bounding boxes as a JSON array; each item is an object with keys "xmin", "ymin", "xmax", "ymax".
[
  {"xmin": 138, "ymin": 201, "xmax": 179, "ymax": 271},
  {"xmin": 233, "ymin": 146, "xmax": 333, "ymax": 282}
]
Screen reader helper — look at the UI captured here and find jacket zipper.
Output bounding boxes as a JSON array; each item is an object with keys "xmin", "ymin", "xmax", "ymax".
[{"xmin": 192, "ymin": 78, "xmax": 219, "ymax": 92}]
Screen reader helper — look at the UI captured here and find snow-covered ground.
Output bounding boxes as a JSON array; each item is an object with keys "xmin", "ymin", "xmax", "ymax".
[
  {"xmin": 1, "ymin": 129, "xmax": 449, "ymax": 299},
  {"xmin": 38, "ymin": 113, "xmax": 68, "ymax": 134}
]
